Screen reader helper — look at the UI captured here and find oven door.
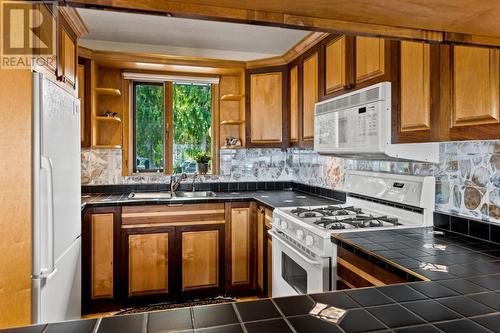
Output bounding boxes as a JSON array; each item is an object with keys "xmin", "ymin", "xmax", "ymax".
[{"xmin": 269, "ymin": 230, "xmax": 331, "ymax": 297}]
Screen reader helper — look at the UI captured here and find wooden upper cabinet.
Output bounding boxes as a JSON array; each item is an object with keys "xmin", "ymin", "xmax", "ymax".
[
  {"xmin": 289, "ymin": 65, "xmax": 299, "ymax": 143},
  {"xmin": 452, "ymin": 45, "xmax": 500, "ymax": 129},
  {"xmin": 250, "ymin": 72, "xmax": 283, "ymax": 142},
  {"xmin": 400, "ymin": 41, "xmax": 431, "ymax": 132},
  {"xmin": 325, "ymin": 36, "xmax": 347, "ymax": 94},
  {"xmin": 57, "ymin": 12, "xmax": 79, "ymax": 89},
  {"xmin": 355, "ymin": 36, "xmax": 386, "ymax": 84},
  {"xmin": 247, "ymin": 68, "xmax": 287, "ymax": 147},
  {"xmin": 302, "ymin": 52, "xmax": 318, "ymax": 140}
]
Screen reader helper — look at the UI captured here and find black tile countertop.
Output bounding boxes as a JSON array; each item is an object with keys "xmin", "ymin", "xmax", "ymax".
[
  {"xmin": 5, "ymin": 229, "xmax": 499, "ymax": 332},
  {"xmin": 81, "ymin": 190, "xmax": 341, "ymax": 210}
]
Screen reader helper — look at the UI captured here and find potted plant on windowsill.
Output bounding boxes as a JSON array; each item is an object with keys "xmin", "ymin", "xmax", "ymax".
[{"xmin": 194, "ymin": 152, "xmax": 211, "ymax": 175}]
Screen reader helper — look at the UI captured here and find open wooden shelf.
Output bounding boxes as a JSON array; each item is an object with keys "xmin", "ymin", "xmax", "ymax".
[
  {"xmin": 220, "ymin": 120, "xmax": 245, "ymax": 125},
  {"xmin": 220, "ymin": 94, "xmax": 244, "ymax": 101},
  {"xmin": 93, "ymin": 144, "xmax": 122, "ymax": 149},
  {"xmin": 221, "ymin": 146, "xmax": 244, "ymax": 149},
  {"xmin": 95, "ymin": 87, "xmax": 121, "ymax": 96},
  {"xmin": 95, "ymin": 116, "xmax": 122, "ymax": 123}
]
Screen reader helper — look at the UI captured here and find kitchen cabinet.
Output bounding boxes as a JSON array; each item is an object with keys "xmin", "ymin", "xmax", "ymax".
[
  {"xmin": 448, "ymin": 44, "xmax": 500, "ymax": 140},
  {"xmin": 337, "ymin": 246, "xmax": 406, "ymax": 289},
  {"xmin": 226, "ymin": 203, "xmax": 254, "ymax": 293},
  {"xmin": 122, "ymin": 227, "xmax": 175, "ymax": 303},
  {"xmin": 392, "ymin": 42, "xmax": 500, "ymax": 143},
  {"xmin": 82, "ymin": 207, "xmax": 121, "ymax": 314},
  {"xmin": 289, "ymin": 65, "xmax": 299, "ymax": 144},
  {"xmin": 245, "ymin": 66, "xmax": 288, "ymax": 147},
  {"xmin": 256, "ymin": 205, "xmax": 273, "ymax": 297},
  {"xmin": 178, "ymin": 225, "xmax": 225, "ymax": 296},
  {"xmin": 121, "ymin": 204, "xmax": 226, "ymax": 301},
  {"xmin": 265, "ymin": 210, "xmax": 273, "ymax": 297},
  {"xmin": 355, "ymin": 36, "xmax": 388, "ymax": 85},
  {"xmin": 302, "ymin": 52, "xmax": 319, "ymax": 142},
  {"xmin": 58, "ymin": 13, "xmax": 78, "ymax": 89},
  {"xmin": 391, "ymin": 41, "xmax": 439, "ymax": 143},
  {"xmin": 324, "ymin": 35, "xmax": 349, "ymax": 95},
  {"xmin": 78, "ymin": 57, "xmax": 91, "ymax": 147}
]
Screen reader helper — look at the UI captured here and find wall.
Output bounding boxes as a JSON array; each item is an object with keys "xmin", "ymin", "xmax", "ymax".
[{"xmin": 82, "ymin": 140, "xmax": 500, "ymax": 224}]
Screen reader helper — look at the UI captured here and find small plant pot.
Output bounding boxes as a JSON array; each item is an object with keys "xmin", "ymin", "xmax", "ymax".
[{"xmin": 197, "ymin": 162, "xmax": 209, "ymax": 174}]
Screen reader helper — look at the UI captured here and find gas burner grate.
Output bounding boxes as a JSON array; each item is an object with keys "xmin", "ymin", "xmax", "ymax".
[{"xmin": 291, "ymin": 205, "xmax": 365, "ymax": 218}]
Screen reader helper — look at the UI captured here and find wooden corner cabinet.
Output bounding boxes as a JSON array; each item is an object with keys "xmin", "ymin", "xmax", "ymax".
[{"xmin": 245, "ymin": 66, "xmax": 289, "ymax": 147}]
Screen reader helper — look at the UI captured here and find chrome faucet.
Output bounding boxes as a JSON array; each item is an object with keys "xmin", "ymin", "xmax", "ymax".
[
  {"xmin": 170, "ymin": 173, "xmax": 187, "ymax": 192},
  {"xmin": 191, "ymin": 172, "xmax": 198, "ymax": 192}
]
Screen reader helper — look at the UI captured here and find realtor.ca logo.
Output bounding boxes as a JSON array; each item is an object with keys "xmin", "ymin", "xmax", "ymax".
[{"xmin": 1, "ymin": 0, "xmax": 57, "ymax": 69}]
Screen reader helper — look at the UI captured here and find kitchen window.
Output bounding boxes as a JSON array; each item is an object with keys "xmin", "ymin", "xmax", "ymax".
[{"xmin": 132, "ymin": 80, "xmax": 215, "ymax": 174}]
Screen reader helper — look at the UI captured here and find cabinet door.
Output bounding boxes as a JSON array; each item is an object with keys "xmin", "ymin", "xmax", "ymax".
[
  {"xmin": 355, "ymin": 36, "xmax": 386, "ymax": 84},
  {"xmin": 450, "ymin": 45, "xmax": 500, "ymax": 139},
  {"xmin": 248, "ymin": 69, "xmax": 286, "ymax": 146},
  {"xmin": 178, "ymin": 225, "xmax": 225, "ymax": 295},
  {"xmin": 228, "ymin": 206, "xmax": 252, "ymax": 290},
  {"xmin": 266, "ymin": 236, "xmax": 272, "ymax": 297},
  {"xmin": 256, "ymin": 206, "xmax": 265, "ymax": 293},
  {"xmin": 325, "ymin": 35, "xmax": 347, "ymax": 94},
  {"xmin": 58, "ymin": 14, "xmax": 78, "ymax": 88},
  {"xmin": 392, "ymin": 41, "xmax": 436, "ymax": 143},
  {"xmin": 78, "ymin": 57, "xmax": 91, "ymax": 147},
  {"xmin": 125, "ymin": 229, "xmax": 174, "ymax": 299},
  {"xmin": 289, "ymin": 65, "xmax": 299, "ymax": 143},
  {"xmin": 82, "ymin": 207, "xmax": 119, "ymax": 314},
  {"xmin": 302, "ymin": 52, "xmax": 318, "ymax": 141}
]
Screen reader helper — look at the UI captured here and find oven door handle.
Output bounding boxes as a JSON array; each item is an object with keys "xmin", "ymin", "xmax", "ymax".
[{"xmin": 268, "ymin": 230, "xmax": 323, "ymax": 266}]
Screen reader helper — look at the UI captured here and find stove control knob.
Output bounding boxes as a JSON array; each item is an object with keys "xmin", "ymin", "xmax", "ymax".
[
  {"xmin": 296, "ymin": 230, "xmax": 304, "ymax": 240},
  {"xmin": 281, "ymin": 221, "xmax": 288, "ymax": 230},
  {"xmin": 305, "ymin": 235, "xmax": 314, "ymax": 246}
]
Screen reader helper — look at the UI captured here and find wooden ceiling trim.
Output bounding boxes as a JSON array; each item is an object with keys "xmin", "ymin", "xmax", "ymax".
[
  {"xmin": 444, "ymin": 32, "xmax": 500, "ymax": 48},
  {"xmin": 283, "ymin": 15, "xmax": 443, "ymax": 42},
  {"xmin": 59, "ymin": 6, "xmax": 89, "ymax": 37},
  {"xmin": 246, "ymin": 32, "xmax": 329, "ymax": 69}
]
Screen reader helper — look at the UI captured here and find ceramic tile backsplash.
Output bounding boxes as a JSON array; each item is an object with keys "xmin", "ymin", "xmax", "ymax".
[{"xmin": 81, "ymin": 140, "xmax": 500, "ymax": 224}]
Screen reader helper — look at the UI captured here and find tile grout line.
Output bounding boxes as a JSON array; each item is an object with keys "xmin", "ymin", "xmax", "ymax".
[
  {"xmin": 92, "ymin": 318, "xmax": 102, "ymax": 333},
  {"xmin": 231, "ymin": 302, "xmax": 249, "ymax": 333},
  {"xmin": 269, "ymin": 298, "xmax": 298, "ymax": 333}
]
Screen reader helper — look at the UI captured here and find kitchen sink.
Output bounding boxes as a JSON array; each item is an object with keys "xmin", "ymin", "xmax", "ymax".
[
  {"xmin": 174, "ymin": 191, "xmax": 216, "ymax": 198},
  {"xmin": 128, "ymin": 192, "xmax": 173, "ymax": 199}
]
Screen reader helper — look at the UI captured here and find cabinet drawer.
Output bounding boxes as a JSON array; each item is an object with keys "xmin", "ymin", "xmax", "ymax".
[{"xmin": 121, "ymin": 203, "xmax": 225, "ymax": 226}]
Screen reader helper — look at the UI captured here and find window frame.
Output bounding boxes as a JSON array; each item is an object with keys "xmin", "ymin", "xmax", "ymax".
[
  {"xmin": 132, "ymin": 81, "xmax": 168, "ymax": 173},
  {"xmin": 131, "ymin": 80, "xmax": 218, "ymax": 175}
]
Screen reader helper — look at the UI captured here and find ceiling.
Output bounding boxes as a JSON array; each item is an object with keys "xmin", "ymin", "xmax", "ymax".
[
  {"xmin": 77, "ymin": 8, "xmax": 310, "ymax": 61},
  {"xmin": 155, "ymin": 0, "xmax": 500, "ymax": 38}
]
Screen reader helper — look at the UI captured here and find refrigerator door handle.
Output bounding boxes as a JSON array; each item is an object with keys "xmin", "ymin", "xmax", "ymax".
[{"xmin": 40, "ymin": 156, "xmax": 57, "ymax": 279}]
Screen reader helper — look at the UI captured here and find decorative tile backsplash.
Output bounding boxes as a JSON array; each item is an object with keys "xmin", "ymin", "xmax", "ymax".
[{"xmin": 82, "ymin": 140, "xmax": 500, "ymax": 223}]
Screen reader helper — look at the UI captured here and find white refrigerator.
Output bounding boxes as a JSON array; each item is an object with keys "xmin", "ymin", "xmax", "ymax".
[{"xmin": 31, "ymin": 72, "xmax": 82, "ymax": 324}]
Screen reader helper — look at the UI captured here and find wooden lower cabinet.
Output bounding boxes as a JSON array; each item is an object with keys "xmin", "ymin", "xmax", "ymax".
[
  {"xmin": 82, "ymin": 207, "xmax": 120, "ymax": 314},
  {"xmin": 257, "ymin": 205, "xmax": 273, "ymax": 297},
  {"xmin": 122, "ymin": 227, "xmax": 175, "ymax": 304},
  {"xmin": 226, "ymin": 203, "xmax": 254, "ymax": 293},
  {"xmin": 336, "ymin": 247, "xmax": 405, "ymax": 289},
  {"xmin": 178, "ymin": 225, "xmax": 225, "ymax": 296},
  {"xmin": 83, "ymin": 202, "xmax": 261, "ymax": 313}
]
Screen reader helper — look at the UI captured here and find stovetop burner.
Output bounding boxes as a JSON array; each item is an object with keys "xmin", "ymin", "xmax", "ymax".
[{"xmin": 290, "ymin": 205, "xmax": 363, "ymax": 218}]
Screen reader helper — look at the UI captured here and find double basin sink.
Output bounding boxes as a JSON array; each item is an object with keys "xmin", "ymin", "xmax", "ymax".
[{"xmin": 128, "ymin": 191, "xmax": 216, "ymax": 200}]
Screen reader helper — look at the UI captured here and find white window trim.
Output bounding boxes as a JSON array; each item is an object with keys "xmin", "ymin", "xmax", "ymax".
[{"xmin": 123, "ymin": 72, "xmax": 219, "ymax": 84}]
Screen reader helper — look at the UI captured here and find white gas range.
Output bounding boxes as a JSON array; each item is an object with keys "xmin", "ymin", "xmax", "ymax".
[{"xmin": 270, "ymin": 170, "xmax": 435, "ymax": 297}]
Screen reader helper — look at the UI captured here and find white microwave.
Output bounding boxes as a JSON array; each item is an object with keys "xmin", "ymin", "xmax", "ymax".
[{"xmin": 313, "ymin": 82, "xmax": 439, "ymax": 163}]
